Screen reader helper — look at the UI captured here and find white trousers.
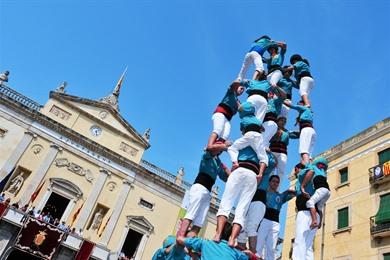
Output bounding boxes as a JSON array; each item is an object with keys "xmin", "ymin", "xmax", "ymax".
[
  {"xmin": 228, "ymin": 131, "xmax": 268, "ymax": 165},
  {"xmin": 184, "ymin": 184, "xmax": 211, "ymax": 227},
  {"xmin": 247, "ymin": 94, "xmax": 268, "ymax": 122},
  {"xmin": 292, "ymin": 211, "xmax": 319, "ymax": 260},
  {"xmin": 267, "ymin": 70, "xmax": 283, "ymax": 86},
  {"xmin": 217, "ymin": 167, "xmax": 257, "ymax": 227},
  {"xmin": 273, "ymin": 152, "xmax": 288, "ymax": 179},
  {"xmin": 262, "ymin": 121, "xmax": 278, "ymax": 148},
  {"xmin": 306, "ymin": 187, "xmax": 330, "ymax": 212},
  {"xmin": 256, "ymin": 218, "xmax": 280, "ymax": 260},
  {"xmin": 299, "ymin": 76, "xmax": 314, "ymax": 97},
  {"xmin": 299, "ymin": 127, "xmax": 316, "ymax": 157},
  {"xmin": 279, "ymin": 101, "xmax": 291, "ymax": 119},
  {"xmin": 212, "ymin": 112, "xmax": 231, "ymax": 140},
  {"xmin": 237, "ymin": 51, "xmax": 264, "ymax": 81},
  {"xmin": 237, "ymin": 201, "xmax": 266, "ymax": 243}
]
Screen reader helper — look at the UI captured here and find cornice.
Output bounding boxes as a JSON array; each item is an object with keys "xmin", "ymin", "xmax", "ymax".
[{"xmin": 318, "ymin": 118, "xmax": 390, "ymax": 162}]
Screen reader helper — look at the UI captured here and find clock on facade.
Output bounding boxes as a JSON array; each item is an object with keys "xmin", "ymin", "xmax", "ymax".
[{"xmin": 90, "ymin": 125, "xmax": 102, "ymax": 137}]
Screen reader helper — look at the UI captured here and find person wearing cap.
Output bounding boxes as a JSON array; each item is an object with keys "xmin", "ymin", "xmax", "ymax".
[
  {"xmin": 284, "ymin": 99, "xmax": 316, "ymax": 166},
  {"xmin": 206, "ymin": 82, "xmax": 244, "ymax": 153},
  {"xmin": 292, "ymin": 163, "xmax": 317, "ymax": 260},
  {"xmin": 256, "ymin": 175, "xmax": 295, "ymax": 260},
  {"xmin": 214, "ymin": 144, "xmax": 267, "ymax": 247},
  {"xmin": 269, "ymin": 117, "xmax": 299, "ymax": 179},
  {"xmin": 265, "ymin": 43, "xmax": 287, "ymax": 85},
  {"xmin": 300, "ymin": 157, "xmax": 330, "ymax": 229},
  {"xmin": 277, "ymin": 67, "xmax": 299, "ymax": 119},
  {"xmin": 261, "ymin": 86, "xmax": 287, "ymax": 148},
  {"xmin": 236, "ymin": 151, "xmax": 276, "ymax": 254},
  {"xmin": 237, "ymin": 35, "xmax": 283, "ymax": 81},
  {"xmin": 152, "ymin": 235, "xmax": 190, "ymax": 260},
  {"xmin": 285, "ymin": 54, "xmax": 314, "ymax": 107},
  {"xmin": 227, "ymin": 101, "xmax": 268, "ymax": 172},
  {"xmin": 176, "ymin": 147, "xmax": 230, "ymax": 239}
]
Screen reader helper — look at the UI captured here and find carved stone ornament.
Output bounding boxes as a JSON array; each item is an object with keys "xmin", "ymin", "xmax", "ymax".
[
  {"xmin": 0, "ymin": 127, "xmax": 8, "ymax": 137},
  {"xmin": 31, "ymin": 144, "xmax": 44, "ymax": 155},
  {"xmin": 49, "ymin": 105, "xmax": 71, "ymax": 121},
  {"xmin": 99, "ymin": 111, "xmax": 108, "ymax": 120},
  {"xmin": 119, "ymin": 142, "xmax": 138, "ymax": 157},
  {"xmin": 106, "ymin": 181, "xmax": 117, "ymax": 192},
  {"xmin": 54, "ymin": 158, "xmax": 95, "ymax": 183}
]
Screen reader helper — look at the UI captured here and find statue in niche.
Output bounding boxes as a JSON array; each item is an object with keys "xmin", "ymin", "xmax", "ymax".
[
  {"xmin": 6, "ymin": 173, "xmax": 24, "ymax": 195},
  {"xmin": 90, "ymin": 209, "xmax": 104, "ymax": 232},
  {"xmin": 175, "ymin": 167, "xmax": 184, "ymax": 186}
]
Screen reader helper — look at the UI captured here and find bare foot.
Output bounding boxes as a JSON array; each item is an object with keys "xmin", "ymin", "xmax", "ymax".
[
  {"xmin": 212, "ymin": 234, "xmax": 221, "ymax": 243},
  {"xmin": 310, "ymin": 220, "xmax": 318, "ymax": 229},
  {"xmin": 228, "ymin": 237, "xmax": 236, "ymax": 247}
]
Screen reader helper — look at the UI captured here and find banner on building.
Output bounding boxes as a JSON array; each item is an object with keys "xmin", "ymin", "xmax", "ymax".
[
  {"xmin": 371, "ymin": 161, "xmax": 390, "ymax": 181},
  {"xmin": 14, "ymin": 217, "xmax": 65, "ymax": 259}
]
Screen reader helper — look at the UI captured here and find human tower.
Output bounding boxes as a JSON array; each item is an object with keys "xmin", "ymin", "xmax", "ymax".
[{"xmin": 153, "ymin": 36, "xmax": 331, "ymax": 260}]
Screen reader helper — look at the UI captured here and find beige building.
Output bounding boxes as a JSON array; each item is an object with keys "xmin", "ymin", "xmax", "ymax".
[
  {"xmin": 282, "ymin": 118, "xmax": 390, "ymax": 260},
  {"xmin": 0, "ymin": 76, "xmax": 220, "ymax": 259}
]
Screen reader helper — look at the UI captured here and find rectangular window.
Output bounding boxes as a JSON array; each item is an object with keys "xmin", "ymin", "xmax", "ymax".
[
  {"xmin": 339, "ymin": 167, "xmax": 348, "ymax": 184},
  {"xmin": 337, "ymin": 207, "xmax": 349, "ymax": 229},
  {"xmin": 379, "ymin": 148, "xmax": 390, "ymax": 165},
  {"xmin": 376, "ymin": 193, "xmax": 390, "ymax": 224}
]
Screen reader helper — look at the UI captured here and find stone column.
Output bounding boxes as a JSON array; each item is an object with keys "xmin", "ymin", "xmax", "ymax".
[
  {"xmin": 36, "ymin": 186, "xmax": 52, "ymax": 210},
  {"xmin": 0, "ymin": 131, "xmax": 36, "ymax": 180},
  {"xmin": 135, "ymin": 234, "xmax": 149, "ymax": 260},
  {"xmin": 61, "ymin": 198, "xmax": 78, "ymax": 222},
  {"xmin": 74, "ymin": 168, "xmax": 110, "ymax": 230},
  {"xmin": 100, "ymin": 179, "xmax": 132, "ymax": 245},
  {"xmin": 20, "ymin": 143, "xmax": 62, "ymax": 205}
]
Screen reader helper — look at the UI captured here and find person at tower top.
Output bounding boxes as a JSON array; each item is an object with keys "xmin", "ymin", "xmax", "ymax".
[
  {"xmin": 265, "ymin": 43, "xmax": 287, "ymax": 85},
  {"xmin": 237, "ymin": 35, "xmax": 285, "ymax": 81}
]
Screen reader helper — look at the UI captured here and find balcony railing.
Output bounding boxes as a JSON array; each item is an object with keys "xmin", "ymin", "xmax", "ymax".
[
  {"xmin": 370, "ymin": 216, "xmax": 390, "ymax": 238},
  {"xmin": 369, "ymin": 161, "xmax": 390, "ymax": 186},
  {"xmin": 0, "ymin": 83, "xmax": 43, "ymax": 111}
]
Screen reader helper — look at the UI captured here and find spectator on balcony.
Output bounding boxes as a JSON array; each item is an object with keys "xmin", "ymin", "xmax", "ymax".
[
  {"xmin": 20, "ymin": 204, "xmax": 29, "ymax": 212},
  {"xmin": 57, "ymin": 221, "xmax": 68, "ymax": 232},
  {"xmin": 0, "ymin": 193, "xmax": 5, "ymax": 203},
  {"xmin": 34, "ymin": 210, "xmax": 41, "ymax": 218}
]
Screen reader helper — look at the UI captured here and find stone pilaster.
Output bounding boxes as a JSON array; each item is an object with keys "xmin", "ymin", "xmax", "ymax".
[
  {"xmin": 74, "ymin": 168, "xmax": 110, "ymax": 230},
  {"xmin": 100, "ymin": 179, "xmax": 132, "ymax": 245},
  {"xmin": 19, "ymin": 143, "xmax": 62, "ymax": 204},
  {"xmin": 0, "ymin": 131, "xmax": 36, "ymax": 180}
]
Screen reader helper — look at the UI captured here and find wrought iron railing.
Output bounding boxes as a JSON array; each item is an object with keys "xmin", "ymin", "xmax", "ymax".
[
  {"xmin": 369, "ymin": 161, "xmax": 390, "ymax": 183},
  {"xmin": 0, "ymin": 83, "xmax": 42, "ymax": 111},
  {"xmin": 370, "ymin": 215, "xmax": 390, "ymax": 235}
]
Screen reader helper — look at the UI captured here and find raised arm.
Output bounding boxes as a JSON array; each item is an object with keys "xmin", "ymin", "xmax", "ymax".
[{"xmin": 272, "ymin": 84, "xmax": 287, "ymax": 99}]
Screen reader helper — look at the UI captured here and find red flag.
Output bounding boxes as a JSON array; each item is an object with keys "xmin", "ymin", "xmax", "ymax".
[
  {"xmin": 29, "ymin": 181, "xmax": 44, "ymax": 204},
  {"xmin": 98, "ymin": 215, "xmax": 111, "ymax": 237},
  {"xmin": 71, "ymin": 202, "xmax": 84, "ymax": 226}
]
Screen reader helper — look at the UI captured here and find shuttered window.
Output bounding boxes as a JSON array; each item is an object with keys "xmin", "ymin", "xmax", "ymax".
[
  {"xmin": 375, "ymin": 193, "xmax": 390, "ymax": 224},
  {"xmin": 379, "ymin": 148, "xmax": 390, "ymax": 165},
  {"xmin": 337, "ymin": 207, "xmax": 349, "ymax": 229}
]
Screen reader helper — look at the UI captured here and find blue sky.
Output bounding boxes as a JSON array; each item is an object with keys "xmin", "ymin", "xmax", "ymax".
[{"xmin": 1, "ymin": 0, "xmax": 389, "ymax": 238}]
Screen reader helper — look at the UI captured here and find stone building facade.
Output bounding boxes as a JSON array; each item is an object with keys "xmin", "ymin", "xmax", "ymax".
[
  {"xmin": 0, "ymin": 78, "xmax": 220, "ymax": 260},
  {"xmin": 282, "ymin": 118, "xmax": 390, "ymax": 259}
]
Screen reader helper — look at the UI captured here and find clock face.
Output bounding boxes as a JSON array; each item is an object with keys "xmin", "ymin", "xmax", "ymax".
[{"xmin": 90, "ymin": 125, "xmax": 102, "ymax": 137}]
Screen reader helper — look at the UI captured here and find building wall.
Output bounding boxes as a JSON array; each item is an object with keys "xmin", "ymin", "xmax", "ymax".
[
  {"xmin": 0, "ymin": 88, "xmax": 219, "ymax": 259},
  {"xmin": 282, "ymin": 121, "xmax": 390, "ymax": 260}
]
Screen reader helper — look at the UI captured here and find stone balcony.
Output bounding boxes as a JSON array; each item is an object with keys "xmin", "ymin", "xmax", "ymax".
[{"xmin": 369, "ymin": 161, "xmax": 390, "ymax": 188}]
